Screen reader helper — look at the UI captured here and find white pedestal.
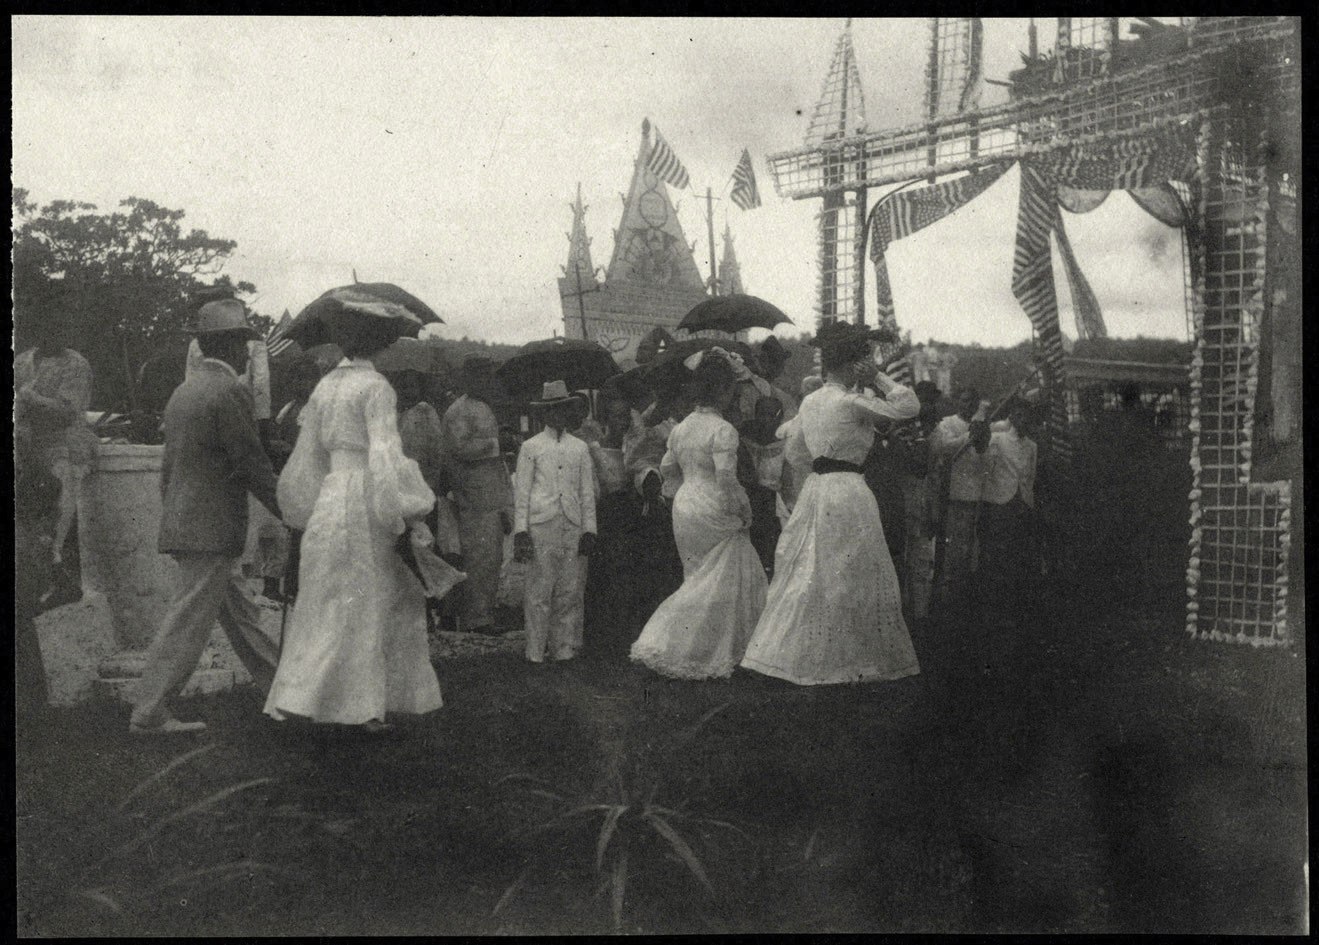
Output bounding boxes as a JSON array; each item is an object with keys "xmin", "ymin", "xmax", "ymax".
[{"xmin": 60, "ymin": 443, "xmax": 274, "ymax": 705}]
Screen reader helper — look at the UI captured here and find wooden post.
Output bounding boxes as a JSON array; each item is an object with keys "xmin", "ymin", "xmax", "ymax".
[
  {"xmin": 117, "ymin": 327, "xmax": 138, "ymax": 414},
  {"xmin": 707, "ymin": 187, "xmax": 718, "ymax": 295},
  {"xmin": 574, "ymin": 263, "xmax": 590, "ymax": 339}
]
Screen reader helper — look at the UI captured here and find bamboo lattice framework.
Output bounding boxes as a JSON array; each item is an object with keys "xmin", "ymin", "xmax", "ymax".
[
  {"xmin": 769, "ymin": 17, "xmax": 1296, "ymax": 198},
  {"xmin": 927, "ymin": 17, "xmax": 983, "ymax": 120},
  {"xmin": 806, "ymin": 19, "xmax": 867, "ymax": 146},
  {"xmin": 770, "ymin": 16, "xmax": 1300, "ymax": 647}
]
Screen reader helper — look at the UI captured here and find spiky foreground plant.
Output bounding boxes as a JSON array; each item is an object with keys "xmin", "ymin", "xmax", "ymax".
[
  {"xmin": 23, "ymin": 743, "xmax": 299, "ymax": 930},
  {"xmin": 495, "ymin": 701, "xmax": 751, "ymax": 933}
]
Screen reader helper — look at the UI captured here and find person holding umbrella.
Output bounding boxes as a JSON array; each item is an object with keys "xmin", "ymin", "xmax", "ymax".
[
  {"xmin": 440, "ymin": 356, "xmax": 515, "ymax": 635},
  {"xmin": 264, "ymin": 298, "xmax": 442, "ymax": 732},
  {"xmin": 630, "ymin": 349, "xmax": 768, "ymax": 680},
  {"xmin": 512, "ymin": 381, "xmax": 597, "ymax": 663}
]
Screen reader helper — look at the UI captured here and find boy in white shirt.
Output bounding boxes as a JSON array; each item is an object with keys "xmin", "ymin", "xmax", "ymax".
[{"xmin": 512, "ymin": 381, "xmax": 598, "ymax": 662}]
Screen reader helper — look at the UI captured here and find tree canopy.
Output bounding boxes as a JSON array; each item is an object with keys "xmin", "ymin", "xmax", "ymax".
[{"xmin": 13, "ymin": 187, "xmax": 258, "ymax": 410}]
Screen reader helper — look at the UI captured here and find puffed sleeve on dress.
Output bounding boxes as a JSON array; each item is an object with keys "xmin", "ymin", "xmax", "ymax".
[
  {"xmin": 277, "ymin": 396, "xmax": 330, "ymax": 531},
  {"xmin": 846, "ymin": 383, "xmax": 920, "ymax": 423},
  {"xmin": 782, "ymin": 417, "xmax": 812, "ymax": 471},
  {"xmin": 365, "ymin": 379, "xmax": 435, "ymax": 535}
]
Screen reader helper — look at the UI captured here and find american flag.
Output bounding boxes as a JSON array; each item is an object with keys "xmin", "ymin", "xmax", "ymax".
[
  {"xmin": 729, "ymin": 149, "xmax": 761, "ymax": 210},
  {"xmin": 646, "ymin": 127, "xmax": 690, "ymax": 190},
  {"xmin": 1054, "ymin": 213, "xmax": 1106, "ymax": 340},
  {"xmin": 869, "ymin": 163, "xmax": 1010, "ymax": 324},
  {"xmin": 266, "ymin": 309, "xmax": 296, "ymax": 359}
]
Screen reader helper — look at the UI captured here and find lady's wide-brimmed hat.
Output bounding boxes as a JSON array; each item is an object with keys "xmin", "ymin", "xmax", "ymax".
[
  {"xmin": 532, "ymin": 379, "xmax": 583, "ymax": 408},
  {"xmin": 759, "ymin": 335, "xmax": 790, "ymax": 366},
  {"xmin": 189, "ymin": 299, "xmax": 260, "ymax": 340}
]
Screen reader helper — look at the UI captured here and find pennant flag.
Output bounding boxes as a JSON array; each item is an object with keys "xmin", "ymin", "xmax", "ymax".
[
  {"xmin": 646, "ymin": 127, "xmax": 691, "ymax": 190},
  {"xmin": 266, "ymin": 309, "xmax": 296, "ymax": 358},
  {"xmin": 730, "ymin": 149, "xmax": 762, "ymax": 210}
]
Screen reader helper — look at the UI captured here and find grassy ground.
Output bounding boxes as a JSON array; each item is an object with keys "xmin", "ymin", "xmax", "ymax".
[{"xmin": 16, "ymin": 583, "xmax": 1307, "ymax": 936}]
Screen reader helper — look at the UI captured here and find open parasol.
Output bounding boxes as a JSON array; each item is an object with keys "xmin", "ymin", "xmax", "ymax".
[
  {"xmin": 676, "ymin": 294, "xmax": 792, "ymax": 334},
  {"xmin": 495, "ymin": 337, "xmax": 619, "ymax": 401},
  {"xmin": 285, "ymin": 283, "xmax": 443, "ymax": 350}
]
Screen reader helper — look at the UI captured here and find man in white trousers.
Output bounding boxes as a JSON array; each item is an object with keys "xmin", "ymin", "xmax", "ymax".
[
  {"xmin": 130, "ymin": 300, "xmax": 281, "ymax": 735},
  {"xmin": 512, "ymin": 381, "xmax": 597, "ymax": 663}
]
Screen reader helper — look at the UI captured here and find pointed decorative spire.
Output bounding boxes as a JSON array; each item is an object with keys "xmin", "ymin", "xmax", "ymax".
[
  {"xmin": 718, "ymin": 224, "xmax": 746, "ymax": 296},
  {"xmin": 806, "ymin": 19, "xmax": 867, "ymax": 146},
  {"xmin": 604, "ymin": 119, "xmax": 705, "ymax": 290},
  {"xmin": 564, "ymin": 182, "xmax": 596, "ymax": 287}
]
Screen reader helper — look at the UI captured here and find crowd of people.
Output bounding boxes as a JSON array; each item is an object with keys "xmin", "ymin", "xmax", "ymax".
[{"xmin": 18, "ymin": 296, "xmax": 1062, "ymax": 735}]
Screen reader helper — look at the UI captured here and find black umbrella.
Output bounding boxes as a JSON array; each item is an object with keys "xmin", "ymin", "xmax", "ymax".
[
  {"xmin": 676, "ymin": 294, "xmax": 792, "ymax": 334},
  {"xmin": 286, "ymin": 283, "xmax": 442, "ymax": 349},
  {"xmin": 496, "ymin": 337, "xmax": 619, "ymax": 401}
]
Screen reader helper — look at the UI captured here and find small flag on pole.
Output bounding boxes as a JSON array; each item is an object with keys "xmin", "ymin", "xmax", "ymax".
[
  {"xmin": 646, "ymin": 127, "xmax": 691, "ymax": 190},
  {"xmin": 266, "ymin": 309, "xmax": 296, "ymax": 358},
  {"xmin": 730, "ymin": 149, "xmax": 762, "ymax": 210}
]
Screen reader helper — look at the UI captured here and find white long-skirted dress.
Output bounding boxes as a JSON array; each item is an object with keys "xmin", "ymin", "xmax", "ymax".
[
  {"xmin": 264, "ymin": 359, "xmax": 443, "ymax": 724},
  {"xmin": 740, "ymin": 380, "xmax": 922, "ymax": 685},
  {"xmin": 629, "ymin": 408, "xmax": 768, "ymax": 679}
]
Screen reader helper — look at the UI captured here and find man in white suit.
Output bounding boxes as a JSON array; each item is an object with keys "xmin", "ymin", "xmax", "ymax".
[{"xmin": 512, "ymin": 381, "xmax": 597, "ymax": 663}]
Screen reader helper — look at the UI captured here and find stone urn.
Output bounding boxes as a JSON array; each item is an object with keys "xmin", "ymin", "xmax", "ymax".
[{"xmin": 75, "ymin": 442, "xmax": 253, "ymax": 701}]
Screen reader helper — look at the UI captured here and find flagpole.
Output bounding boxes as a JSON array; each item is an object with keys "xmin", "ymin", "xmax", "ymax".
[
  {"xmin": 706, "ymin": 186, "xmax": 718, "ymax": 296},
  {"xmin": 575, "ymin": 263, "xmax": 589, "ymax": 338}
]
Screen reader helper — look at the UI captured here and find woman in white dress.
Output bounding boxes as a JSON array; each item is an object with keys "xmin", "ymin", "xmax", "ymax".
[
  {"xmin": 630, "ymin": 350, "xmax": 768, "ymax": 679},
  {"xmin": 740, "ymin": 322, "xmax": 922, "ymax": 686},
  {"xmin": 265, "ymin": 312, "xmax": 443, "ymax": 730}
]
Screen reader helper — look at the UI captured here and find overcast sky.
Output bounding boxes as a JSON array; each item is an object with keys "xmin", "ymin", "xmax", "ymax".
[{"xmin": 13, "ymin": 16, "xmax": 1189, "ymax": 347}]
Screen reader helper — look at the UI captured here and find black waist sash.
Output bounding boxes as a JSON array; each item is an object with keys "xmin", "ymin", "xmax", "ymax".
[{"xmin": 812, "ymin": 457, "xmax": 865, "ymax": 475}]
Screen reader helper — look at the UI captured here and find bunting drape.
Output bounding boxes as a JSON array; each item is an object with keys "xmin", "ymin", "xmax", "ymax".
[
  {"xmin": 1054, "ymin": 212, "xmax": 1106, "ymax": 340},
  {"xmin": 1012, "ymin": 123, "xmax": 1199, "ymax": 466},
  {"xmin": 869, "ymin": 163, "xmax": 1011, "ymax": 327},
  {"xmin": 858, "ymin": 124, "xmax": 1198, "ymax": 464},
  {"xmin": 868, "ymin": 164, "xmax": 1010, "ymax": 382}
]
